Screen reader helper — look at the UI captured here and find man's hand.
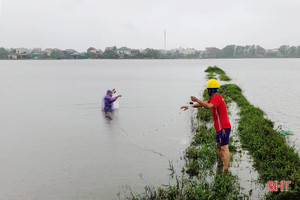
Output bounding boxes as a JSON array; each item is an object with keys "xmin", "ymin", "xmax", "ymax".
[
  {"xmin": 191, "ymin": 96, "xmax": 199, "ymax": 102},
  {"xmin": 180, "ymin": 106, "xmax": 189, "ymax": 111},
  {"xmin": 117, "ymin": 94, "xmax": 122, "ymax": 98}
]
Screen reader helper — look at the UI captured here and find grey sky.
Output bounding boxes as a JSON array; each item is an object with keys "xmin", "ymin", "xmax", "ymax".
[{"xmin": 1, "ymin": 0, "xmax": 300, "ymax": 51}]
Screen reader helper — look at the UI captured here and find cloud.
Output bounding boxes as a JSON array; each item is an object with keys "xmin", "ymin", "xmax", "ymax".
[{"xmin": 1, "ymin": 0, "xmax": 300, "ymax": 51}]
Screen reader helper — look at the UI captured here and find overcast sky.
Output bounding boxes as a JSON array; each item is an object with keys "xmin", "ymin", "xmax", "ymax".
[{"xmin": 1, "ymin": 0, "xmax": 300, "ymax": 51}]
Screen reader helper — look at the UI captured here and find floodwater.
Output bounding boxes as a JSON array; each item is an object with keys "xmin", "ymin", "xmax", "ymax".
[{"xmin": 0, "ymin": 59, "xmax": 299, "ymax": 199}]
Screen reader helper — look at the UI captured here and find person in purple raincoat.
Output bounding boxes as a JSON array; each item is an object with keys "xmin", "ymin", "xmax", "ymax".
[{"xmin": 102, "ymin": 89, "xmax": 122, "ymax": 113}]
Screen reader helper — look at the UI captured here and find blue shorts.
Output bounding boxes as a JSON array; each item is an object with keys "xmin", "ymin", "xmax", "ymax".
[{"xmin": 216, "ymin": 128, "xmax": 231, "ymax": 146}]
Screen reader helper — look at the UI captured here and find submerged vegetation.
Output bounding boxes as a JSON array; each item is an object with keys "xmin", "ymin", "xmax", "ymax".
[
  {"xmin": 205, "ymin": 66, "xmax": 231, "ymax": 81},
  {"xmin": 122, "ymin": 65, "xmax": 300, "ymax": 199}
]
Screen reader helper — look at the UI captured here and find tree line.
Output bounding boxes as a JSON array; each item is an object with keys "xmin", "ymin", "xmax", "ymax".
[{"xmin": 1, "ymin": 45, "xmax": 300, "ymax": 59}]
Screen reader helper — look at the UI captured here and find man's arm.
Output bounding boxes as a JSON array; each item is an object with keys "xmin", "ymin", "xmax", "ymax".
[
  {"xmin": 191, "ymin": 96, "xmax": 214, "ymax": 109},
  {"xmin": 192, "ymin": 103, "xmax": 202, "ymax": 108},
  {"xmin": 109, "ymin": 96, "xmax": 118, "ymax": 103},
  {"xmin": 180, "ymin": 101, "xmax": 207, "ymax": 111}
]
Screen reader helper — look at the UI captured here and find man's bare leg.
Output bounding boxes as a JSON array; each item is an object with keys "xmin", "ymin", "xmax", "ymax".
[
  {"xmin": 216, "ymin": 143, "xmax": 223, "ymax": 162},
  {"xmin": 221, "ymin": 145, "xmax": 230, "ymax": 171}
]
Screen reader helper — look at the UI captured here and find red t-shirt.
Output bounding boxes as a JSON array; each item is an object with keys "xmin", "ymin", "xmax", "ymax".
[{"xmin": 207, "ymin": 94, "xmax": 231, "ymax": 132}]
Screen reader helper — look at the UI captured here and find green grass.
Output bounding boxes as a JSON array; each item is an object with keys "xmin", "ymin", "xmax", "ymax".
[
  {"xmin": 204, "ymin": 66, "xmax": 225, "ymax": 74},
  {"xmin": 205, "ymin": 66, "xmax": 231, "ymax": 81},
  {"xmin": 206, "ymin": 72, "xmax": 216, "ymax": 80}
]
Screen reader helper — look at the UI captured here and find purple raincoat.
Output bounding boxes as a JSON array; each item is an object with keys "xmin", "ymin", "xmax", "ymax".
[{"xmin": 102, "ymin": 95, "xmax": 118, "ymax": 112}]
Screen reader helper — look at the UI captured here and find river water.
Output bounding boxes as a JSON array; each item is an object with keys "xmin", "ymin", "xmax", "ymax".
[{"xmin": 0, "ymin": 59, "xmax": 299, "ymax": 199}]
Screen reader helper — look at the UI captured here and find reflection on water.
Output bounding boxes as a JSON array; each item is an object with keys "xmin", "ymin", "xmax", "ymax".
[
  {"xmin": 103, "ymin": 111, "xmax": 115, "ymax": 122},
  {"xmin": 228, "ymin": 102, "xmax": 266, "ymax": 199}
]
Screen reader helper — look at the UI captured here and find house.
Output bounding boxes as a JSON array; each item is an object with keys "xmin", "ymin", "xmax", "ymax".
[
  {"xmin": 65, "ymin": 49, "xmax": 77, "ymax": 54},
  {"xmin": 105, "ymin": 46, "xmax": 116, "ymax": 51},
  {"xmin": 63, "ymin": 49, "xmax": 78, "ymax": 59},
  {"xmin": 70, "ymin": 52, "xmax": 80, "ymax": 59},
  {"xmin": 16, "ymin": 48, "xmax": 30, "ymax": 54},
  {"xmin": 32, "ymin": 48, "xmax": 42, "ymax": 54},
  {"xmin": 130, "ymin": 49, "xmax": 140, "ymax": 56},
  {"xmin": 117, "ymin": 47, "xmax": 131, "ymax": 55},
  {"xmin": 87, "ymin": 47, "xmax": 97, "ymax": 54},
  {"xmin": 9, "ymin": 48, "xmax": 16, "ymax": 54},
  {"xmin": 183, "ymin": 48, "xmax": 196, "ymax": 56},
  {"xmin": 43, "ymin": 48, "xmax": 53, "ymax": 57},
  {"xmin": 78, "ymin": 52, "xmax": 89, "ymax": 59},
  {"xmin": 87, "ymin": 47, "xmax": 101, "ymax": 59},
  {"xmin": 16, "ymin": 48, "xmax": 30, "ymax": 59},
  {"xmin": 31, "ymin": 48, "xmax": 43, "ymax": 59},
  {"xmin": 53, "ymin": 48, "xmax": 62, "ymax": 52}
]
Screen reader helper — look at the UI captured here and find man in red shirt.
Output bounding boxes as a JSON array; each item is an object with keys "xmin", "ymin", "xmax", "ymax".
[{"xmin": 181, "ymin": 79, "xmax": 231, "ymax": 171}]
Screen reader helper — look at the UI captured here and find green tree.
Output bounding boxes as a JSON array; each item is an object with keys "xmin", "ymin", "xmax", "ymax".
[
  {"xmin": 102, "ymin": 47, "xmax": 118, "ymax": 59},
  {"xmin": 233, "ymin": 46, "xmax": 245, "ymax": 58},
  {"xmin": 278, "ymin": 45, "xmax": 289, "ymax": 57},
  {"xmin": 144, "ymin": 48, "xmax": 161, "ymax": 59},
  {"xmin": 0, "ymin": 47, "xmax": 8, "ymax": 59},
  {"xmin": 295, "ymin": 46, "xmax": 300, "ymax": 57},
  {"xmin": 50, "ymin": 50, "xmax": 63, "ymax": 59},
  {"xmin": 256, "ymin": 45, "xmax": 265, "ymax": 57},
  {"xmin": 220, "ymin": 45, "xmax": 236, "ymax": 58},
  {"xmin": 287, "ymin": 46, "xmax": 297, "ymax": 57},
  {"xmin": 203, "ymin": 47, "xmax": 221, "ymax": 58},
  {"xmin": 248, "ymin": 45, "xmax": 256, "ymax": 57}
]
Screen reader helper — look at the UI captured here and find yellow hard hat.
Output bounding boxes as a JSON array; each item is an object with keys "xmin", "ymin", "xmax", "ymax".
[{"xmin": 206, "ymin": 79, "xmax": 220, "ymax": 89}]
